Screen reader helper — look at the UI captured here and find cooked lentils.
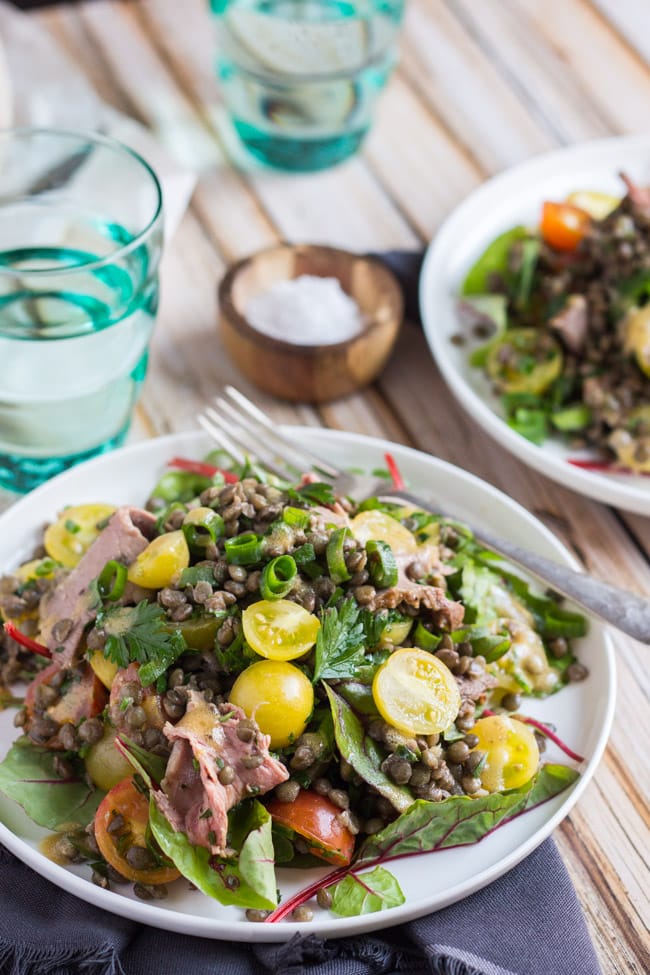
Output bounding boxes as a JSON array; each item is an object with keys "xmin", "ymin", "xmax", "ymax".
[
  {"xmin": 484, "ymin": 186, "xmax": 650, "ymax": 461},
  {"xmin": 0, "ymin": 465, "xmax": 589, "ymax": 919}
]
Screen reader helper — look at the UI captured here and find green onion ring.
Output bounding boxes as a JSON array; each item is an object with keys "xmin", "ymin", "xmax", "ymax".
[
  {"xmin": 97, "ymin": 559, "xmax": 127, "ymax": 602},
  {"xmin": 260, "ymin": 555, "xmax": 297, "ymax": 600}
]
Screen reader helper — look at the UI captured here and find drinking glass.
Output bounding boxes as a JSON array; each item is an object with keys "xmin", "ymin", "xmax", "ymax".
[
  {"xmin": 0, "ymin": 128, "xmax": 163, "ymax": 493},
  {"xmin": 209, "ymin": 0, "xmax": 405, "ymax": 172}
]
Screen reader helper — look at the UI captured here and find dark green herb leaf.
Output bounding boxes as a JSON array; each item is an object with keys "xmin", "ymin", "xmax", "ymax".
[
  {"xmin": 100, "ymin": 601, "xmax": 187, "ymax": 686},
  {"xmin": 330, "ymin": 866, "xmax": 405, "ymax": 917},
  {"xmin": 289, "ymin": 482, "xmax": 335, "ymax": 507},
  {"xmin": 149, "ymin": 797, "xmax": 277, "ymax": 910},
  {"xmin": 117, "ymin": 734, "xmax": 167, "ymax": 785},
  {"xmin": 356, "ymin": 764, "xmax": 579, "ymax": 866},
  {"xmin": 324, "ymin": 685, "xmax": 412, "ymax": 814},
  {"xmin": 0, "ymin": 738, "xmax": 102, "ymax": 829},
  {"xmin": 313, "ymin": 599, "xmax": 367, "ymax": 683}
]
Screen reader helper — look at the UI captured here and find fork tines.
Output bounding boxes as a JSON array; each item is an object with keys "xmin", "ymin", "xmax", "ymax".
[{"xmin": 197, "ymin": 385, "xmax": 341, "ymax": 484}]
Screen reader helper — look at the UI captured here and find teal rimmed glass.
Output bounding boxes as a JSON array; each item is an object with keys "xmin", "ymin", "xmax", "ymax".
[
  {"xmin": 0, "ymin": 128, "xmax": 163, "ymax": 493},
  {"xmin": 209, "ymin": 0, "xmax": 405, "ymax": 172}
]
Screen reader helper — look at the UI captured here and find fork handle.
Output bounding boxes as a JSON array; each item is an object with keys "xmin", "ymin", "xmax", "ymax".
[{"xmin": 386, "ymin": 490, "xmax": 650, "ymax": 644}]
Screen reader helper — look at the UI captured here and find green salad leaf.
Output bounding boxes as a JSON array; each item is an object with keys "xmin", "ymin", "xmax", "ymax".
[
  {"xmin": 149, "ymin": 797, "xmax": 277, "ymax": 911},
  {"xmin": 462, "ymin": 226, "xmax": 529, "ymax": 295},
  {"xmin": 0, "ymin": 738, "xmax": 102, "ymax": 830},
  {"xmin": 324, "ymin": 685, "xmax": 413, "ymax": 814},
  {"xmin": 330, "ymin": 866, "xmax": 405, "ymax": 916}
]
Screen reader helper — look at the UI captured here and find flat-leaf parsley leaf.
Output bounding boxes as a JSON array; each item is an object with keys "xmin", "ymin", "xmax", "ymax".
[
  {"xmin": 100, "ymin": 601, "xmax": 187, "ymax": 686},
  {"xmin": 313, "ymin": 599, "xmax": 367, "ymax": 682}
]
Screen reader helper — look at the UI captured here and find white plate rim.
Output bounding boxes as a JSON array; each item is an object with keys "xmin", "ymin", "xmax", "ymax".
[
  {"xmin": 419, "ymin": 132, "xmax": 650, "ymax": 515},
  {"xmin": 0, "ymin": 429, "xmax": 616, "ymax": 942}
]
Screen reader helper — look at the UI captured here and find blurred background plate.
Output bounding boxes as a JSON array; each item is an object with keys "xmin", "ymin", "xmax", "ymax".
[{"xmin": 419, "ymin": 134, "xmax": 650, "ymax": 516}]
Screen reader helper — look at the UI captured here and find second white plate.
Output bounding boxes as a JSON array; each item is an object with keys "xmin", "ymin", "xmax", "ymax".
[{"xmin": 419, "ymin": 134, "xmax": 650, "ymax": 515}]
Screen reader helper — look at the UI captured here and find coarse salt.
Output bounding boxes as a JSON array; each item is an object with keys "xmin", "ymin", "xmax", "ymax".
[{"xmin": 245, "ymin": 274, "xmax": 364, "ymax": 345}]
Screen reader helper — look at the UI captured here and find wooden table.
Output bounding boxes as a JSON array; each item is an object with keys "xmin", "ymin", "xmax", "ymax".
[{"xmin": 20, "ymin": 1, "xmax": 650, "ymax": 971}]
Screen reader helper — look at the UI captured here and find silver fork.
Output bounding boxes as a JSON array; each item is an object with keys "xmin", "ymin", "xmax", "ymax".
[{"xmin": 198, "ymin": 385, "xmax": 650, "ymax": 644}]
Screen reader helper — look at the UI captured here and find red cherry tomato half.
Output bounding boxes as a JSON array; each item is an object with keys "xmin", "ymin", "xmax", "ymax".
[
  {"xmin": 266, "ymin": 790, "xmax": 355, "ymax": 866},
  {"xmin": 25, "ymin": 662, "xmax": 107, "ymax": 748},
  {"xmin": 540, "ymin": 201, "xmax": 591, "ymax": 252},
  {"xmin": 94, "ymin": 777, "xmax": 180, "ymax": 885}
]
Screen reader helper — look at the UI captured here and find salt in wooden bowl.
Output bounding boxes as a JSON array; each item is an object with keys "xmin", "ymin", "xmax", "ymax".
[{"xmin": 218, "ymin": 243, "xmax": 404, "ymax": 403}]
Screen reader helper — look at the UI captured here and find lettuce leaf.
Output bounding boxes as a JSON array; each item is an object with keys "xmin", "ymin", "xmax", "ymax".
[{"xmin": 149, "ymin": 797, "xmax": 277, "ymax": 910}]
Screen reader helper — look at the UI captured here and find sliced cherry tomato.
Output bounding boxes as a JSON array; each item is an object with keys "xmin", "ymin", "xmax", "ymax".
[
  {"xmin": 94, "ymin": 778, "xmax": 180, "ymax": 885},
  {"xmin": 372, "ymin": 647, "xmax": 460, "ymax": 736},
  {"xmin": 266, "ymin": 790, "xmax": 355, "ymax": 865},
  {"xmin": 25, "ymin": 661, "xmax": 107, "ymax": 724},
  {"xmin": 88, "ymin": 649, "xmax": 119, "ymax": 690},
  {"xmin": 229, "ymin": 659, "xmax": 314, "ymax": 748},
  {"xmin": 47, "ymin": 663, "xmax": 108, "ymax": 726},
  {"xmin": 470, "ymin": 714, "xmax": 540, "ymax": 792},
  {"xmin": 242, "ymin": 599, "xmax": 320, "ymax": 662},
  {"xmin": 85, "ymin": 727, "xmax": 135, "ymax": 791},
  {"xmin": 44, "ymin": 504, "xmax": 116, "ymax": 568},
  {"xmin": 540, "ymin": 201, "xmax": 591, "ymax": 252},
  {"xmin": 566, "ymin": 190, "xmax": 619, "ymax": 221},
  {"xmin": 127, "ymin": 530, "xmax": 190, "ymax": 589},
  {"xmin": 350, "ymin": 510, "xmax": 417, "ymax": 555},
  {"xmin": 486, "ymin": 327, "xmax": 563, "ymax": 395}
]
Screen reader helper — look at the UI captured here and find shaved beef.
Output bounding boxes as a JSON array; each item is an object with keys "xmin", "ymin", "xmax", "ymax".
[
  {"xmin": 367, "ymin": 551, "xmax": 464, "ymax": 631},
  {"xmin": 154, "ymin": 693, "xmax": 288, "ymax": 855},
  {"xmin": 549, "ymin": 294, "xmax": 588, "ymax": 354},
  {"xmin": 38, "ymin": 507, "xmax": 156, "ymax": 666},
  {"xmin": 620, "ymin": 172, "xmax": 650, "ymax": 217},
  {"xmin": 455, "ymin": 669, "xmax": 497, "ymax": 702}
]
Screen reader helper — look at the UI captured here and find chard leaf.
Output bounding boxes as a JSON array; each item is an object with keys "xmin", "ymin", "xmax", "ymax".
[
  {"xmin": 330, "ymin": 866, "xmax": 405, "ymax": 917},
  {"xmin": 324, "ymin": 685, "xmax": 413, "ymax": 814},
  {"xmin": 149, "ymin": 796, "xmax": 277, "ymax": 910},
  {"xmin": 313, "ymin": 599, "xmax": 367, "ymax": 683},
  {"xmin": 0, "ymin": 738, "xmax": 102, "ymax": 830},
  {"xmin": 356, "ymin": 764, "xmax": 579, "ymax": 867}
]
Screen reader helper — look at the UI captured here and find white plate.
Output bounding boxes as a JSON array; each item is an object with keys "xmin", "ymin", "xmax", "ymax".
[
  {"xmin": 419, "ymin": 134, "xmax": 650, "ymax": 515},
  {"xmin": 0, "ymin": 430, "xmax": 615, "ymax": 942}
]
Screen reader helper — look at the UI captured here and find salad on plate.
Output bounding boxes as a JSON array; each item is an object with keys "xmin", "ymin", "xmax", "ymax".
[
  {"xmin": 0, "ymin": 454, "xmax": 587, "ymax": 923},
  {"xmin": 459, "ymin": 173, "xmax": 650, "ymax": 473}
]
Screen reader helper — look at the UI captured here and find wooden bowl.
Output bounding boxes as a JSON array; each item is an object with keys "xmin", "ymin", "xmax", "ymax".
[{"xmin": 218, "ymin": 243, "xmax": 403, "ymax": 403}]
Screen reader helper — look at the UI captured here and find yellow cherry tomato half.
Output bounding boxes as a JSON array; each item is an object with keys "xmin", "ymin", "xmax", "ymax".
[
  {"xmin": 566, "ymin": 190, "xmax": 619, "ymax": 221},
  {"xmin": 372, "ymin": 648, "xmax": 461, "ymax": 736},
  {"xmin": 88, "ymin": 649, "xmax": 119, "ymax": 690},
  {"xmin": 126, "ymin": 530, "xmax": 190, "ymax": 590},
  {"xmin": 84, "ymin": 727, "xmax": 134, "ymax": 791},
  {"xmin": 44, "ymin": 504, "xmax": 116, "ymax": 568},
  {"xmin": 471, "ymin": 714, "xmax": 540, "ymax": 792},
  {"xmin": 229, "ymin": 659, "xmax": 314, "ymax": 749},
  {"xmin": 350, "ymin": 510, "xmax": 417, "ymax": 555},
  {"xmin": 242, "ymin": 599, "xmax": 320, "ymax": 662}
]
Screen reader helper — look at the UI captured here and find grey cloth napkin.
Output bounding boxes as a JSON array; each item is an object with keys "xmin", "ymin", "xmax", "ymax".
[{"xmin": 0, "ymin": 838, "xmax": 602, "ymax": 975}]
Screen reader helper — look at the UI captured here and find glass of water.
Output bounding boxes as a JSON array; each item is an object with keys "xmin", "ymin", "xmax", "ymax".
[
  {"xmin": 0, "ymin": 128, "xmax": 163, "ymax": 493},
  {"xmin": 209, "ymin": 0, "xmax": 405, "ymax": 172}
]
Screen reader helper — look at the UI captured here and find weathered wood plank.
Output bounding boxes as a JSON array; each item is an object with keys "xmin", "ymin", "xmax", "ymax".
[{"xmin": 589, "ymin": 0, "xmax": 650, "ymax": 69}]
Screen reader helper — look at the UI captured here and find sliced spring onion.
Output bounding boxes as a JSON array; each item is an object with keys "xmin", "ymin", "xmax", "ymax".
[
  {"xmin": 326, "ymin": 528, "xmax": 352, "ymax": 584},
  {"xmin": 260, "ymin": 556, "xmax": 298, "ymax": 600},
  {"xmin": 365, "ymin": 539, "xmax": 398, "ymax": 589},
  {"xmin": 412, "ymin": 621, "xmax": 441, "ymax": 652},
  {"xmin": 224, "ymin": 532, "xmax": 263, "ymax": 565},
  {"xmin": 97, "ymin": 559, "xmax": 127, "ymax": 602},
  {"xmin": 282, "ymin": 506, "xmax": 311, "ymax": 529},
  {"xmin": 182, "ymin": 507, "xmax": 225, "ymax": 551}
]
